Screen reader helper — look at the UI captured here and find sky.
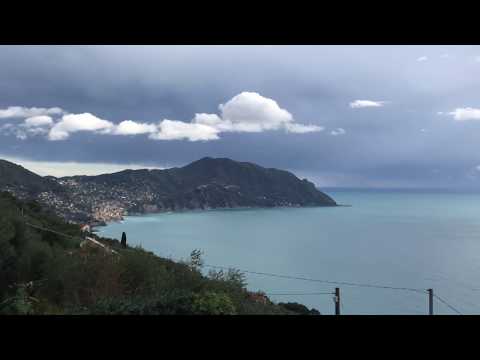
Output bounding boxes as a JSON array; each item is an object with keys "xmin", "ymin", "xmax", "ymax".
[{"xmin": 1, "ymin": 45, "xmax": 480, "ymax": 188}]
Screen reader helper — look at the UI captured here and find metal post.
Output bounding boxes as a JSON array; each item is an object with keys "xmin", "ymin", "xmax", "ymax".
[
  {"xmin": 335, "ymin": 287, "xmax": 341, "ymax": 315},
  {"xmin": 428, "ymin": 289, "xmax": 433, "ymax": 315}
]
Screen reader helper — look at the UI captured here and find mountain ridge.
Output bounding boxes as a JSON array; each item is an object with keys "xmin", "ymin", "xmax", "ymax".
[{"xmin": 0, "ymin": 157, "xmax": 337, "ymax": 224}]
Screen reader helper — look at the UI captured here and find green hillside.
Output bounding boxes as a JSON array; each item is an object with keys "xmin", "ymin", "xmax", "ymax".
[
  {"xmin": 0, "ymin": 192, "xmax": 320, "ymax": 315},
  {"xmin": 0, "ymin": 160, "xmax": 62, "ymax": 195}
]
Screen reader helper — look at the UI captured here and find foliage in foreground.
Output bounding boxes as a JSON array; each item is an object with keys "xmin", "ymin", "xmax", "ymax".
[{"xmin": 0, "ymin": 192, "xmax": 320, "ymax": 315}]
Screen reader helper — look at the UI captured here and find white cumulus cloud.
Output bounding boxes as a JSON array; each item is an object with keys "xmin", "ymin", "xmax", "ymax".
[
  {"xmin": 417, "ymin": 56, "xmax": 428, "ymax": 62},
  {"xmin": 193, "ymin": 92, "xmax": 323, "ymax": 134},
  {"xmin": 113, "ymin": 120, "xmax": 158, "ymax": 135},
  {"xmin": 192, "ymin": 113, "xmax": 224, "ymax": 127},
  {"xmin": 48, "ymin": 113, "xmax": 115, "ymax": 141},
  {"xmin": 219, "ymin": 92, "xmax": 293, "ymax": 131},
  {"xmin": 149, "ymin": 120, "xmax": 220, "ymax": 141},
  {"xmin": 0, "ymin": 106, "xmax": 64, "ymax": 119},
  {"xmin": 23, "ymin": 115, "xmax": 54, "ymax": 128},
  {"xmin": 448, "ymin": 108, "xmax": 480, "ymax": 121},
  {"xmin": 3, "ymin": 92, "xmax": 324, "ymax": 142},
  {"xmin": 349, "ymin": 100, "xmax": 386, "ymax": 108},
  {"xmin": 330, "ymin": 128, "xmax": 346, "ymax": 136}
]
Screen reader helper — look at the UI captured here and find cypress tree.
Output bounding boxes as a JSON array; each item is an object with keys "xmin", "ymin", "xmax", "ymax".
[{"xmin": 121, "ymin": 232, "xmax": 127, "ymax": 248}]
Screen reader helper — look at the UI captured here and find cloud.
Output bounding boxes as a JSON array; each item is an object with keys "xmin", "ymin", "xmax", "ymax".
[
  {"xmin": 192, "ymin": 113, "xmax": 224, "ymax": 127},
  {"xmin": 150, "ymin": 92, "xmax": 323, "ymax": 140},
  {"xmin": 219, "ymin": 92, "xmax": 294, "ymax": 131},
  {"xmin": 23, "ymin": 115, "xmax": 54, "ymax": 128},
  {"xmin": 330, "ymin": 128, "xmax": 346, "ymax": 136},
  {"xmin": 0, "ymin": 121, "xmax": 48, "ymax": 140},
  {"xmin": 475, "ymin": 56, "xmax": 480, "ymax": 62},
  {"xmin": 440, "ymin": 54, "xmax": 449, "ymax": 59},
  {"xmin": 4, "ymin": 92, "xmax": 324, "ymax": 142},
  {"xmin": 15, "ymin": 131, "xmax": 27, "ymax": 140},
  {"xmin": 0, "ymin": 154, "xmax": 165, "ymax": 177},
  {"xmin": 149, "ymin": 120, "xmax": 220, "ymax": 141},
  {"xmin": 113, "ymin": 120, "xmax": 157, "ymax": 135},
  {"xmin": 25, "ymin": 127, "xmax": 49, "ymax": 136},
  {"xmin": 476, "ymin": 165, "xmax": 480, "ymax": 171},
  {"xmin": 285, "ymin": 123, "xmax": 324, "ymax": 133},
  {"xmin": 48, "ymin": 113, "xmax": 115, "ymax": 140},
  {"xmin": 349, "ymin": 100, "xmax": 386, "ymax": 108},
  {"xmin": 0, "ymin": 106, "xmax": 64, "ymax": 119},
  {"xmin": 193, "ymin": 92, "xmax": 323, "ymax": 134},
  {"xmin": 147, "ymin": 92, "xmax": 323, "ymax": 140},
  {"xmin": 417, "ymin": 56, "xmax": 428, "ymax": 62},
  {"xmin": 448, "ymin": 108, "xmax": 480, "ymax": 121},
  {"xmin": 193, "ymin": 92, "xmax": 293, "ymax": 132}
]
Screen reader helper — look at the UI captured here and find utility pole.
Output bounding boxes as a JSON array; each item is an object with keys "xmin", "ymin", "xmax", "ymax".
[
  {"xmin": 334, "ymin": 287, "xmax": 341, "ymax": 315},
  {"xmin": 428, "ymin": 289, "xmax": 433, "ymax": 315}
]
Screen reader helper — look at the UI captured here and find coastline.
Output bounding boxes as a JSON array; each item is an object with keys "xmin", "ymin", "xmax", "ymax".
[{"xmin": 91, "ymin": 202, "xmax": 341, "ymax": 231}]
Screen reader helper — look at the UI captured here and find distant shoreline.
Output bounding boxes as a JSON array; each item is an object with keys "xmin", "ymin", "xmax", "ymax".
[
  {"xmin": 321, "ymin": 187, "xmax": 480, "ymax": 193},
  {"xmin": 91, "ymin": 203, "xmax": 341, "ymax": 231}
]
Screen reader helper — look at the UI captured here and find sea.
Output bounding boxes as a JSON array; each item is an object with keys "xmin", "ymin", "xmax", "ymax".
[{"xmin": 97, "ymin": 189, "xmax": 480, "ymax": 315}]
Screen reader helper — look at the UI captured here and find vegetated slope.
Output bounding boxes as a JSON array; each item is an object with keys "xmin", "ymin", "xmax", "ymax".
[
  {"xmin": 0, "ymin": 159, "xmax": 61, "ymax": 196},
  {"xmin": 0, "ymin": 192, "xmax": 320, "ymax": 315}
]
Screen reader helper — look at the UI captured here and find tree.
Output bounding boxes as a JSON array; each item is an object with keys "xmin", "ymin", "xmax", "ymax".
[
  {"xmin": 121, "ymin": 232, "xmax": 127, "ymax": 248},
  {"xmin": 278, "ymin": 302, "xmax": 321, "ymax": 315},
  {"xmin": 189, "ymin": 249, "xmax": 204, "ymax": 271}
]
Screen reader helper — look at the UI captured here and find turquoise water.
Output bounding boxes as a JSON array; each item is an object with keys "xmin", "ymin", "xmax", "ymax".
[{"xmin": 97, "ymin": 190, "xmax": 480, "ymax": 315}]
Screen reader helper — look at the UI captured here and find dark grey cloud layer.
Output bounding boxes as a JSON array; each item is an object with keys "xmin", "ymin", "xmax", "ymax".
[{"xmin": 1, "ymin": 45, "xmax": 480, "ymax": 188}]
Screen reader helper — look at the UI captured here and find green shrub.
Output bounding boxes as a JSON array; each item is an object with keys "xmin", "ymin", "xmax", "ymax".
[
  {"xmin": 0, "ymin": 283, "xmax": 39, "ymax": 315},
  {"xmin": 0, "ymin": 192, "xmax": 322, "ymax": 315},
  {"xmin": 191, "ymin": 291, "xmax": 236, "ymax": 315}
]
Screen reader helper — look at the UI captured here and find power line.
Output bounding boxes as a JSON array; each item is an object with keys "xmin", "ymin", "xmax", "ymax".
[
  {"xmin": 25, "ymin": 222, "xmax": 119, "ymax": 254},
  {"xmin": 265, "ymin": 292, "xmax": 334, "ymax": 296},
  {"xmin": 21, "ymin": 220, "xmax": 464, "ymax": 314},
  {"xmin": 203, "ymin": 264, "xmax": 424, "ymax": 293},
  {"xmin": 18, "ymin": 221, "xmax": 436, "ymax": 294},
  {"xmin": 433, "ymin": 293, "xmax": 462, "ymax": 315},
  {"xmin": 25, "ymin": 222, "xmax": 80, "ymax": 240}
]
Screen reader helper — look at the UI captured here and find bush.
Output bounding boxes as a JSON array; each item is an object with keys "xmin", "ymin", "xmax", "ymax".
[
  {"xmin": 191, "ymin": 291, "xmax": 236, "ymax": 315},
  {"xmin": 0, "ymin": 283, "xmax": 39, "ymax": 315}
]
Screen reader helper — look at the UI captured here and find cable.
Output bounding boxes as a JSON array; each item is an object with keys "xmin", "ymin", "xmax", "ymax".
[
  {"xmin": 264, "ymin": 292, "xmax": 334, "ymax": 296},
  {"xmin": 433, "ymin": 293, "xmax": 462, "ymax": 315},
  {"xmin": 25, "ymin": 222, "xmax": 119, "ymax": 255},
  {"xmin": 25, "ymin": 222, "xmax": 80, "ymax": 240},
  {"xmin": 24, "ymin": 220, "xmax": 457, "ymax": 315},
  {"xmin": 203, "ymin": 264, "xmax": 424, "ymax": 293}
]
